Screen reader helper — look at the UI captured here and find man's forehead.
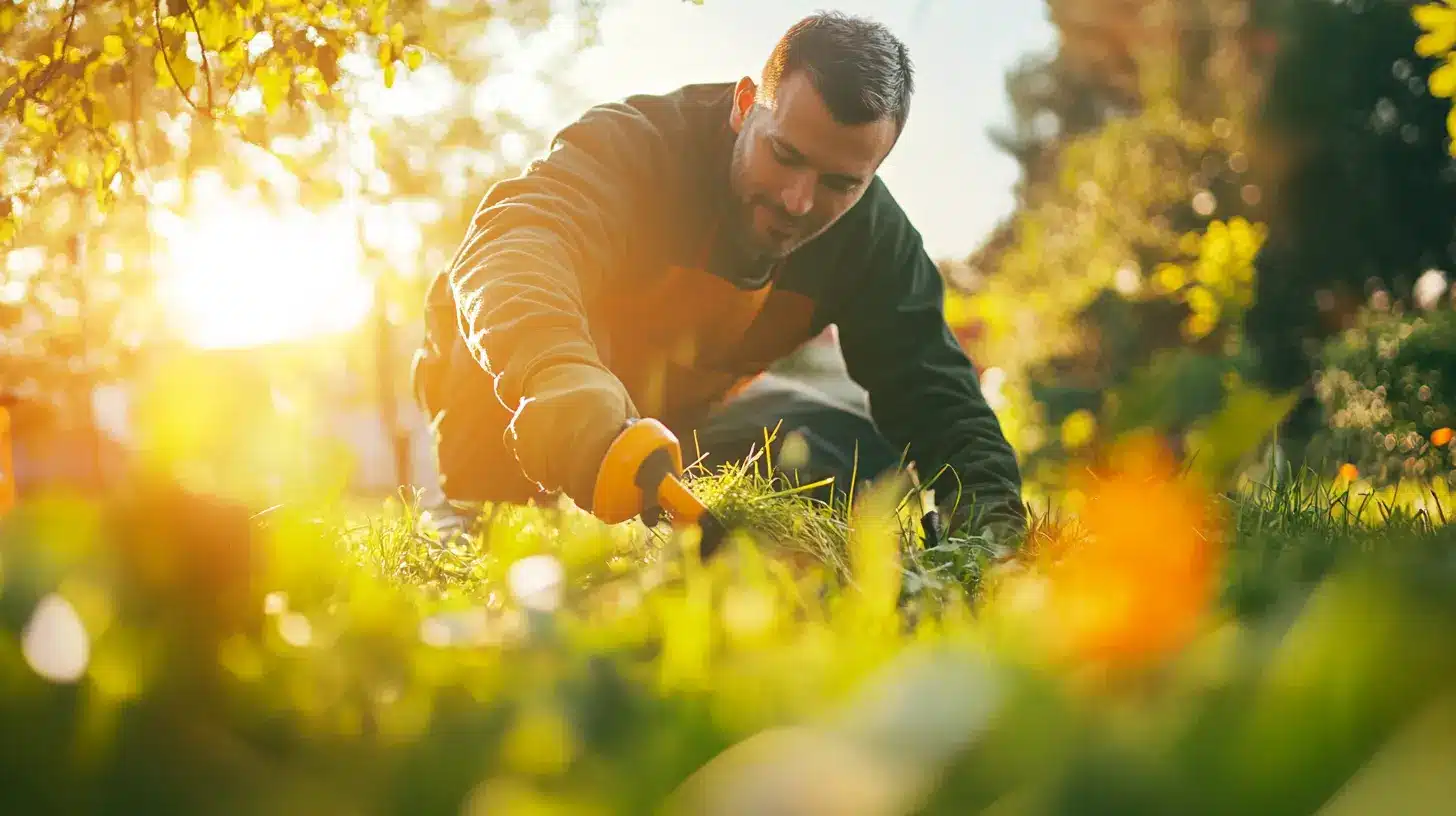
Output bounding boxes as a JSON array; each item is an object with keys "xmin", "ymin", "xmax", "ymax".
[{"xmin": 761, "ymin": 74, "xmax": 897, "ymax": 176}]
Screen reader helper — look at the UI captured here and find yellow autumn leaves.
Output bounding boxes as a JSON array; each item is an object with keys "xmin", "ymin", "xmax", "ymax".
[{"xmin": 1416, "ymin": 1, "xmax": 1456, "ymax": 152}]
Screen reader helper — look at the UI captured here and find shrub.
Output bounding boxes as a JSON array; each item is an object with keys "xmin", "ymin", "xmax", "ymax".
[{"xmin": 1309, "ymin": 301, "xmax": 1456, "ymax": 485}]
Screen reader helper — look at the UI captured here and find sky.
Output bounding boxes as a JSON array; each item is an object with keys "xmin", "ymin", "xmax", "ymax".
[{"xmin": 559, "ymin": 0, "xmax": 1058, "ymax": 260}]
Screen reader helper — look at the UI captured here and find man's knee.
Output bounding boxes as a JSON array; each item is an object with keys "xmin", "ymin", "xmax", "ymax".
[
  {"xmin": 691, "ymin": 374, "xmax": 899, "ymax": 492},
  {"xmin": 416, "ymin": 336, "xmax": 543, "ymax": 505}
]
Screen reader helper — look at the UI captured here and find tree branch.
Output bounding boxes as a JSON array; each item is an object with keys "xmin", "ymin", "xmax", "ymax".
[
  {"xmin": 153, "ymin": 0, "xmax": 210, "ymax": 119},
  {"xmin": 179, "ymin": 0, "xmax": 215, "ymax": 113},
  {"xmin": 0, "ymin": 0, "xmax": 81, "ymax": 113}
]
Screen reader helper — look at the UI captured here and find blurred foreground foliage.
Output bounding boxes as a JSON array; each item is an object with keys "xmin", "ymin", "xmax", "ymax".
[{"xmin": 2, "ymin": 429, "xmax": 1456, "ymax": 814}]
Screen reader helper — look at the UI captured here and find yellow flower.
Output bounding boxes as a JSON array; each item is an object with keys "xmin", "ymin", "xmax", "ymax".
[
  {"xmin": 1430, "ymin": 54, "xmax": 1456, "ymax": 98},
  {"xmin": 1184, "ymin": 311, "xmax": 1218, "ymax": 340},
  {"xmin": 1194, "ymin": 258, "xmax": 1226, "ymax": 290},
  {"xmin": 1414, "ymin": 3, "xmax": 1456, "ymax": 58},
  {"xmin": 1061, "ymin": 409, "xmax": 1097, "ymax": 450},
  {"xmin": 1044, "ymin": 435, "xmax": 1223, "ymax": 667},
  {"xmin": 1156, "ymin": 263, "xmax": 1187, "ymax": 293},
  {"xmin": 1226, "ymin": 217, "xmax": 1265, "ymax": 262},
  {"xmin": 1186, "ymin": 285, "xmax": 1219, "ymax": 317}
]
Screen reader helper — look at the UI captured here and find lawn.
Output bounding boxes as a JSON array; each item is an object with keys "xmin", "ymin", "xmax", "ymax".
[{"xmin": 1, "ymin": 443, "xmax": 1454, "ymax": 815}]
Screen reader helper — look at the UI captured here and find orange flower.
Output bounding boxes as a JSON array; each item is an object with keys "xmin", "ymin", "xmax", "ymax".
[
  {"xmin": 1043, "ymin": 435, "xmax": 1224, "ymax": 667},
  {"xmin": 1338, "ymin": 463, "xmax": 1359, "ymax": 483},
  {"xmin": 1432, "ymin": 427, "xmax": 1453, "ymax": 447}
]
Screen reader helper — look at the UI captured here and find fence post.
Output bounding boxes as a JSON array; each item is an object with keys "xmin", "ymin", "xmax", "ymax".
[{"xmin": 0, "ymin": 405, "xmax": 14, "ymax": 516}]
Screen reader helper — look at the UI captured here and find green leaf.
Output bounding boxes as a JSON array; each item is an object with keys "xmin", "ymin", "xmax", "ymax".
[
  {"xmin": 257, "ymin": 63, "xmax": 289, "ymax": 113},
  {"xmin": 22, "ymin": 100, "xmax": 52, "ymax": 134},
  {"xmin": 369, "ymin": 0, "xmax": 386, "ymax": 35},
  {"xmin": 91, "ymin": 97, "xmax": 113, "ymax": 129},
  {"xmin": 65, "ymin": 156, "xmax": 90, "ymax": 188},
  {"xmin": 1188, "ymin": 381, "xmax": 1300, "ymax": 487},
  {"xmin": 174, "ymin": 56, "xmax": 197, "ymax": 93},
  {"xmin": 154, "ymin": 50, "xmax": 175, "ymax": 88}
]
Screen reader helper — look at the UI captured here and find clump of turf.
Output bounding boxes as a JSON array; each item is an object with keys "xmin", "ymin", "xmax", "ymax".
[
  {"xmin": 681, "ymin": 441, "xmax": 1016, "ymax": 600},
  {"xmin": 684, "ymin": 449, "xmax": 857, "ymax": 577}
]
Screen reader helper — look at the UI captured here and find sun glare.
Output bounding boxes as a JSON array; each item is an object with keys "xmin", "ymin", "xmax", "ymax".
[{"xmin": 156, "ymin": 190, "xmax": 373, "ymax": 350}]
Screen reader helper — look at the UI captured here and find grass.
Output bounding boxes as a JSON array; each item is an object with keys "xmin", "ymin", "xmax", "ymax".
[{"xmin": 0, "ymin": 453, "xmax": 1454, "ymax": 815}]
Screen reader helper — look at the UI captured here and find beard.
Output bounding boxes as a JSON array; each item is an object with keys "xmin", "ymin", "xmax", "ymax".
[{"xmin": 724, "ymin": 130, "xmax": 807, "ymax": 262}]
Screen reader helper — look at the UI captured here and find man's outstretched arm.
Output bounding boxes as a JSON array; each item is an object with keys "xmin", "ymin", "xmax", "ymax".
[
  {"xmin": 835, "ymin": 208, "xmax": 1027, "ymax": 538},
  {"xmin": 445, "ymin": 104, "xmax": 664, "ymax": 506}
]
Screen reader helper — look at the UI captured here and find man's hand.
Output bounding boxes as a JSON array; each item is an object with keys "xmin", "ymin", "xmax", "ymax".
[{"xmin": 507, "ymin": 362, "xmax": 637, "ymax": 511}]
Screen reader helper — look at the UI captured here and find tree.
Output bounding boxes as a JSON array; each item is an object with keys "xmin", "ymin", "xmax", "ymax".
[
  {"xmin": 0, "ymin": 0, "xmax": 601, "ymax": 495},
  {"xmin": 1244, "ymin": 0, "xmax": 1456, "ymax": 458},
  {"xmin": 0, "ymin": 3, "xmax": 590, "ymax": 393},
  {"xmin": 956, "ymin": 0, "xmax": 1272, "ymax": 486},
  {"xmin": 0, "ymin": 0, "xmax": 430, "ymax": 425},
  {"xmin": 986, "ymin": 49, "xmax": 1138, "ymax": 207}
]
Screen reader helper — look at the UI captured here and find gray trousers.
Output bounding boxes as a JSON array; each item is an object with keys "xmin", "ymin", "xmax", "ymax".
[
  {"xmin": 677, "ymin": 372, "xmax": 901, "ymax": 499},
  {"xmin": 416, "ymin": 335, "xmax": 900, "ymax": 510}
]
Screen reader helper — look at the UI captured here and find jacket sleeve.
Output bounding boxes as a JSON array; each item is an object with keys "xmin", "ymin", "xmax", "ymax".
[
  {"xmin": 834, "ymin": 210, "xmax": 1027, "ymax": 537},
  {"xmin": 444, "ymin": 104, "xmax": 664, "ymax": 501}
]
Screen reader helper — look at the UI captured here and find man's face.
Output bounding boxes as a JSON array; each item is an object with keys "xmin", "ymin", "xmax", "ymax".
[{"xmin": 726, "ymin": 71, "xmax": 899, "ymax": 260}]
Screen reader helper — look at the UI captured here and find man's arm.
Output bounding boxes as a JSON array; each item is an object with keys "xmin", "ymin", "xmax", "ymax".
[
  {"xmin": 445, "ymin": 103, "xmax": 666, "ymax": 506},
  {"xmin": 835, "ymin": 207, "xmax": 1027, "ymax": 538}
]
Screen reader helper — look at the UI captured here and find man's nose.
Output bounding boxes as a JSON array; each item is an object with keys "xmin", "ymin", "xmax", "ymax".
[{"xmin": 780, "ymin": 172, "xmax": 814, "ymax": 218}]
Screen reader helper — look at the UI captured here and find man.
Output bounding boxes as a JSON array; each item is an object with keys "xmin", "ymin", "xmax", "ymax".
[{"xmin": 412, "ymin": 12, "xmax": 1026, "ymax": 536}]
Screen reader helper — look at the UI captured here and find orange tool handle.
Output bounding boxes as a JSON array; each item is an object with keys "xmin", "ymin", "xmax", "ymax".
[
  {"xmin": 656, "ymin": 473, "xmax": 706, "ymax": 526},
  {"xmin": 591, "ymin": 418, "xmax": 728, "ymax": 557}
]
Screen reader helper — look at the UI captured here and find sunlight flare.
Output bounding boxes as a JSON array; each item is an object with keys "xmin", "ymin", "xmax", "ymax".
[{"xmin": 155, "ymin": 180, "xmax": 373, "ymax": 350}]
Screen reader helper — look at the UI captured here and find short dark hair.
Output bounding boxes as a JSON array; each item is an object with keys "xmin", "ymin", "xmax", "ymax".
[{"xmin": 760, "ymin": 11, "xmax": 915, "ymax": 132}]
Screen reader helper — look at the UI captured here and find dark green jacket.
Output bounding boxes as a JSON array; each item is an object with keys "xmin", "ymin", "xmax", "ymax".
[{"xmin": 422, "ymin": 81, "xmax": 1025, "ymax": 531}]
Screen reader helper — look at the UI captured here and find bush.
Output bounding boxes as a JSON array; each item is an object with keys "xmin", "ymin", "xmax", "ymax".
[{"xmin": 1309, "ymin": 302, "xmax": 1456, "ymax": 485}]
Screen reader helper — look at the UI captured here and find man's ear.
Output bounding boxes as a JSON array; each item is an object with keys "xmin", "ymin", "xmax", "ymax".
[{"xmin": 729, "ymin": 76, "xmax": 757, "ymax": 133}]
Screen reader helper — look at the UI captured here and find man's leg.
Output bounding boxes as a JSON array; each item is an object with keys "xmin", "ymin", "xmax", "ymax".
[
  {"xmin": 415, "ymin": 334, "xmax": 550, "ymax": 527},
  {"xmin": 680, "ymin": 373, "xmax": 902, "ymax": 502}
]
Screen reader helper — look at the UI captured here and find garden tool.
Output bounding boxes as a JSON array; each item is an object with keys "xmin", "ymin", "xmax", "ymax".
[
  {"xmin": 592, "ymin": 418, "xmax": 730, "ymax": 559},
  {"xmin": 906, "ymin": 464, "xmax": 944, "ymax": 551}
]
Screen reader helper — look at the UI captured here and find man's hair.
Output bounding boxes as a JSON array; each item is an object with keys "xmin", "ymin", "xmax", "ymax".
[{"xmin": 759, "ymin": 11, "xmax": 915, "ymax": 132}]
